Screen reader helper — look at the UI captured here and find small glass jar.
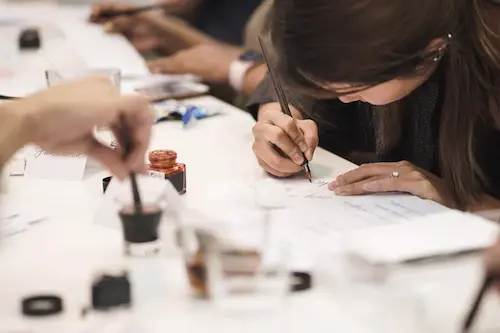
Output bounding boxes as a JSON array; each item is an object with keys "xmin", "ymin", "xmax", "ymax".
[{"xmin": 148, "ymin": 150, "xmax": 186, "ymax": 194}]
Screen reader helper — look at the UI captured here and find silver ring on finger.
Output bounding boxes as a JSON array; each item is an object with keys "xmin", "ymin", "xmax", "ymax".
[{"xmin": 391, "ymin": 171, "xmax": 400, "ymax": 178}]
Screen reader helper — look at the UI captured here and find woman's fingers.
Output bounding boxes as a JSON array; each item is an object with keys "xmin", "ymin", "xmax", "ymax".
[
  {"xmin": 331, "ymin": 175, "xmax": 388, "ymax": 195},
  {"xmin": 252, "ymin": 137, "xmax": 303, "ymax": 175},
  {"xmin": 261, "ymin": 111, "xmax": 308, "ymax": 153},
  {"xmin": 334, "ymin": 161, "xmax": 414, "ymax": 187},
  {"xmin": 297, "ymin": 119, "xmax": 319, "ymax": 160},
  {"xmin": 252, "ymin": 122, "xmax": 305, "ymax": 166},
  {"xmin": 256, "ymin": 157, "xmax": 298, "ymax": 178},
  {"xmin": 331, "ymin": 165, "xmax": 440, "ymax": 202},
  {"xmin": 86, "ymin": 139, "xmax": 128, "ymax": 180}
]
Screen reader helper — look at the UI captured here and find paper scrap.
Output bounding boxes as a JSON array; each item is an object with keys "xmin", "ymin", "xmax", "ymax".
[{"xmin": 24, "ymin": 146, "xmax": 87, "ymax": 181}]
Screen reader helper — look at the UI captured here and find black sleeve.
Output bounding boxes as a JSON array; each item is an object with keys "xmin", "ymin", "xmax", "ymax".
[{"xmin": 475, "ymin": 129, "xmax": 500, "ymax": 199}]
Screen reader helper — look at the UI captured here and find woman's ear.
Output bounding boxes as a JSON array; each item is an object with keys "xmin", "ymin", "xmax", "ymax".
[{"xmin": 426, "ymin": 38, "xmax": 449, "ymax": 62}]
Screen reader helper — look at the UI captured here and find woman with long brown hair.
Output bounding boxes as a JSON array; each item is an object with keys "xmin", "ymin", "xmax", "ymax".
[{"xmin": 248, "ymin": 0, "xmax": 500, "ymax": 210}]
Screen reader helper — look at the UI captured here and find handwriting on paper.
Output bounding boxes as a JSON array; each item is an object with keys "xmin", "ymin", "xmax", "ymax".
[
  {"xmin": 24, "ymin": 146, "xmax": 88, "ymax": 181},
  {"xmin": 269, "ymin": 176, "xmax": 446, "ymax": 229},
  {"xmin": 33, "ymin": 148, "xmax": 84, "ymax": 159}
]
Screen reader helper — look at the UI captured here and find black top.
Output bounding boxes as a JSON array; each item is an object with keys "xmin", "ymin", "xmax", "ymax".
[
  {"xmin": 247, "ymin": 70, "xmax": 500, "ymax": 199},
  {"xmin": 191, "ymin": 0, "xmax": 262, "ymax": 45}
]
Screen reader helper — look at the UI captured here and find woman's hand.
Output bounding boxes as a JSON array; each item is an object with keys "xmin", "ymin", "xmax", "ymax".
[
  {"xmin": 15, "ymin": 76, "xmax": 153, "ymax": 179},
  {"xmin": 328, "ymin": 161, "xmax": 448, "ymax": 204},
  {"xmin": 148, "ymin": 43, "xmax": 242, "ymax": 83},
  {"xmin": 252, "ymin": 103, "xmax": 319, "ymax": 177}
]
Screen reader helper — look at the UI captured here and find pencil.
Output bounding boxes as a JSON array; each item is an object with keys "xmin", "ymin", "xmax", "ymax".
[
  {"xmin": 257, "ymin": 36, "xmax": 312, "ymax": 182},
  {"xmin": 96, "ymin": 4, "xmax": 165, "ymax": 19},
  {"xmin": 118, "ymin": 115, "xmax": 143, "ymax": 214},
  {"xmin": 461, "ymin": 274, "xmax": 496, "ymax": 333}
]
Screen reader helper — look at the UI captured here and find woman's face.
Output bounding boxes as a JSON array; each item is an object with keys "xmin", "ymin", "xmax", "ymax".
[{"xmin": 331, "ymin": 74, "xmax": 430, "ymax": 105}]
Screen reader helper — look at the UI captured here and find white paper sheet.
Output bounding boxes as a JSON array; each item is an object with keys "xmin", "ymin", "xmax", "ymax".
[
  {"xmin": 58, "ymin": 21, "xmax": 150, "ymax": 77},
  {"xmin": 24, "ymin": 146, "xmax": 88, "ymax": 181},
  {"xmin": 189, "ymin": 177, "xmax": 449, "ymax": 264},
  {"xmin": 344, "ymin": 210, "xmax": 499, "ymax": 264}
]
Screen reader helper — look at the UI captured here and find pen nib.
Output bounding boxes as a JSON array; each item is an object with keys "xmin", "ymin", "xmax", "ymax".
[{"xmin": 306, "ymin": 170, "xmax": 312, "ymax": 183}]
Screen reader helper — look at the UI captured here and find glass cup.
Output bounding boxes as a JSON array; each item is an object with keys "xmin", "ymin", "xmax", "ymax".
[
  {"xmin": 45, "ymin": 68, "xmax": 121, "ymax": 89},
  {"xmin": 113, "ymin": 174, "xmax": 182, "ymax": 258},
  {"xmin": 326, "ymin": 251, "xmax": 427, "ymax": 333},
  {"xmin": 201, "ymin": 216, "xmax": 290, "ymax": 313}
]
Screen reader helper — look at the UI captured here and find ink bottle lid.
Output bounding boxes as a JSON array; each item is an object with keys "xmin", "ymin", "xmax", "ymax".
[{"xmin": 148, "ymin": 150, "xmax": 178, "ymax": 168}]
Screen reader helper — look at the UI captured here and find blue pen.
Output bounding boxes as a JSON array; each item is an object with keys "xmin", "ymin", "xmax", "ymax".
[{"xmin": 182, "ymin": 106, "xmax": 197, "ymax": 128}]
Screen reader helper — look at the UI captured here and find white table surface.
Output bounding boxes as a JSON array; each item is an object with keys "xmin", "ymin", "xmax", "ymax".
[{"xmin": 1, "ymin": 4, "xmax": 500, "ymax": 333}]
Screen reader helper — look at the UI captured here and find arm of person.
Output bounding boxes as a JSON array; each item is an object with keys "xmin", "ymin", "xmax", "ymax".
[
  {"xmin": 0, "ymin": 101, "xmax": 31, "ymax": 168},
  {"xmin": 160, "ymin": 0, "xmax": 205, "ymax": 16},
  {"xmin": 0, "ymin": 77, "xmax": 152, "ymax": 178},
  {"xmin": 241, "ymin": 64, "xmax": 268, "ymax": 97},
  {"xmin": 137, "ymin": 12, "xmax": 214, "ymax": 52}
]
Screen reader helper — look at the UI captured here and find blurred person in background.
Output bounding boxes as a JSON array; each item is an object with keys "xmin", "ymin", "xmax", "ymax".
[
  {"xmin": 147, "ymin": 0, "xmax": 271, "ymax": 100},
  {"xmin": 90, "ymin": 0, "xmax": 270, "ymax": 104},
  {"xmin": 90, "ymin": 0, "xmax": 262, "ymax": 54}
]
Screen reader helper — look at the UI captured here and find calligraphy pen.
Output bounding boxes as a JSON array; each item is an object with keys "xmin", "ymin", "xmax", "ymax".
[
  {"xmin": 118, "ymin": 115, "xmax": 143, "ymax": 214},
  {"xmin": 461, "ymin": 273, "xmax": 497, "ymax": 332},
  {"xmin": 258, "ymin": 36, "xmax": 312, "ymax": 182},
  {"xmin": 94, "ymin": 4, "xmax": 166, "ymax": 19},
  {"xmin": 0, "ymin": 95, "xmax": 19, "ymax": 100}
]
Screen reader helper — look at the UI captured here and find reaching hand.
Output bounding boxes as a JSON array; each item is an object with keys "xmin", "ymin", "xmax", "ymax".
[
  {"xmin": 15, "ymin": 76, "xmax": 153, "ymax": 179},
  {"xmin": 148, "ymin": 43, "xmax": 242, "ymax": 83},
  {"xmin": 89, "ymin": 3, "xmax": 163, "ymax": 53},
  {"xmin": 252, "ymin": 103, "xmax": 318, "ymax": 177}
]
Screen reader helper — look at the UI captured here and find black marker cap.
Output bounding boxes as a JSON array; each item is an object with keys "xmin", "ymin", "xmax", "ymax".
[
  {"xmin": 92, "ymin": 273, "xmax": 131, "ymax": 310},
  {"xmin": 290, "ymin": 272, "xmax": 312, "ymax": 292}
]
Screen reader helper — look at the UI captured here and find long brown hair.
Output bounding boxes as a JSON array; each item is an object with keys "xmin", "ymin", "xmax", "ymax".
[{"xmin": 269, "ymin": 0, "xmax": 500, "ymax": 208}]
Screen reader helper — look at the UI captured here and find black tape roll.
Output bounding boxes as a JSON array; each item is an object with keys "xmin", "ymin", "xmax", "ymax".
[
  {"xmin": 22, "ymin": 295, "xmax": 63, "ymax": 316},
  {"xmin": 290, "ymin": 272, "xmax": 312, "ymax": 292}
]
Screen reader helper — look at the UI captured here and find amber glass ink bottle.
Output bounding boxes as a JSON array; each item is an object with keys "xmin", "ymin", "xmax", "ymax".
[{"xmin": 148, "ymin": 150, "xmax": 186, "ymax": 194}]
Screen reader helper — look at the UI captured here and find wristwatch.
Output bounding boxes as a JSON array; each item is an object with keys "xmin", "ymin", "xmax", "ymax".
[{"xmin": 229, "ymin": 50, "xmax": 264, "ymax": 92}]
